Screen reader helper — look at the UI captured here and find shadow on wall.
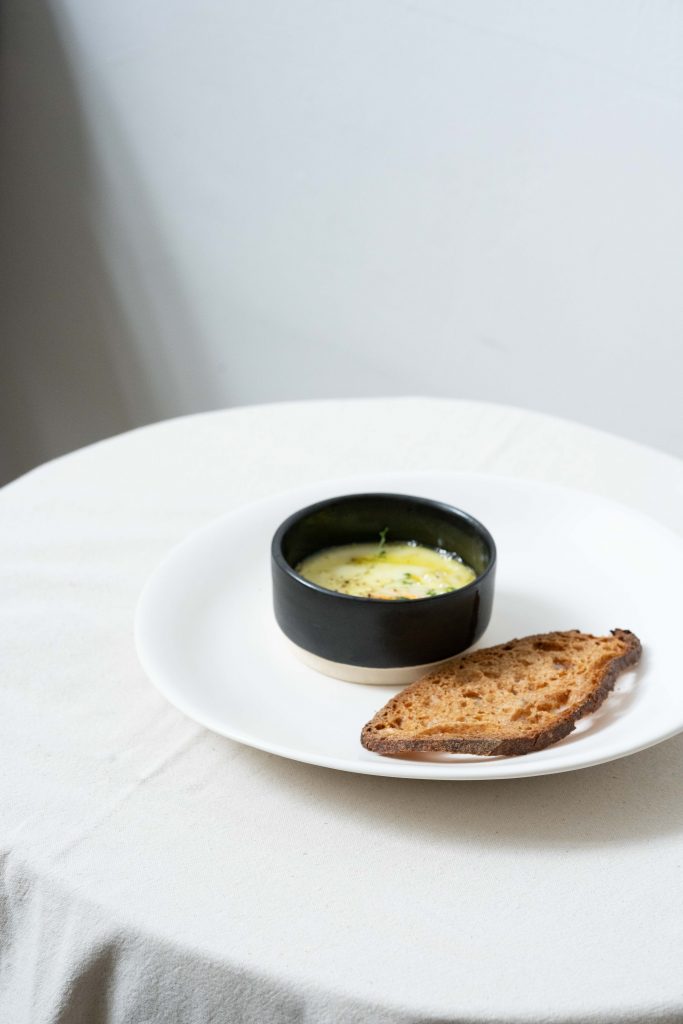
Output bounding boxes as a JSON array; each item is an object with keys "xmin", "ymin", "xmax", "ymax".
[{"xmin": 0, "ymin": 0, "xmax": 203, "ymax": 485}]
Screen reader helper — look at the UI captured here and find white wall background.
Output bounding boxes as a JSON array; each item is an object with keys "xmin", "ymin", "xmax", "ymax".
[{"xmin": 2, "ymin": 0, "xmax": 683, "ymax": 482}]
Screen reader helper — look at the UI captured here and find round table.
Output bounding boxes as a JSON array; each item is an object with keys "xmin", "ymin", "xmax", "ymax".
[{"xmin": 2, "ymin": 398, "xmax": 682, "ymax": 1024}]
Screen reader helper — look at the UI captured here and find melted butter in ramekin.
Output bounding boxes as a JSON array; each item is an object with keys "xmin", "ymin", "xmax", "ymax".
[{"xmin": 296, "ymin": 541, "xmax": 476, "ymax": 600}]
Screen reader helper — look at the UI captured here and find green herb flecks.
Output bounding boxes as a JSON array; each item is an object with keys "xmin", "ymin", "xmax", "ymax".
[{"xmin": 378, "ymin": 526, "xmax": 389, "ymax": 557}]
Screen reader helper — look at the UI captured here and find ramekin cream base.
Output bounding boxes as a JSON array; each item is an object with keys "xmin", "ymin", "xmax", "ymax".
[{"xmin": 285, "ymin": 638, "xmax": 456, "ymax": 685}]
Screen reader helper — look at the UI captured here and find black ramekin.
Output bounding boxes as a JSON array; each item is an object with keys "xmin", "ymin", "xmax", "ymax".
[{"xmin": 271, "ymin": 492, "xmax": 496, "ymax": 684}]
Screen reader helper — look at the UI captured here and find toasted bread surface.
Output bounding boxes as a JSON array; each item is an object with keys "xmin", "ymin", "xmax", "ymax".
[{"xmin": 361, "ymin": 629, "xmax": 641, "ymax": 757}]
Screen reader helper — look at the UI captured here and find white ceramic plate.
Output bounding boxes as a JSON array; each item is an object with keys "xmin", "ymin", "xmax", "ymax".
[{"xmin": 135, "ymin": 472, "xmax": 683, "ymax": 780}]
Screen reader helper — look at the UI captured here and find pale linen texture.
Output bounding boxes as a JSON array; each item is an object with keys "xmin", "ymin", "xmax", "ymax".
[{"xmin": 1, "ymin": 399, "xmax": 683, "ymax": 1023}]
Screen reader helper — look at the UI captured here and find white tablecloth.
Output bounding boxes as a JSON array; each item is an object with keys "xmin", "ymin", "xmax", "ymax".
[{"xmin": 2, "ymin": 398, "xmax": 683, "ymax": 1024}]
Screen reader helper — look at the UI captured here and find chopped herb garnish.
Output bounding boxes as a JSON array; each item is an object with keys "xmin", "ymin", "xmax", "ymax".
[{"xmin": 378, "ymin": 526, "xmax": 389, "ymax": 556}]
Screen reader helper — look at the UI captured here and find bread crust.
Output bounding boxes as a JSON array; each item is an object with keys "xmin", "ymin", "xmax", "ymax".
[{"xmin": 361, "ymin": 629, "xmax": 642, "ymax": 757}]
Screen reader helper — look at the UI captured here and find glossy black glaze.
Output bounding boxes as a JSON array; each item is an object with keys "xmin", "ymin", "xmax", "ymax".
[{"xmin": 271, "ymin": 493, "xmax": 496, "ymax": 668}]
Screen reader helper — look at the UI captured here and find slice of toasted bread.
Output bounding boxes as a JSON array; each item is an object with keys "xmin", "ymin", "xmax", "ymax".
[{"xmin": 361, "ymin": 629, "xmax": 641, "ymax": 757}]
